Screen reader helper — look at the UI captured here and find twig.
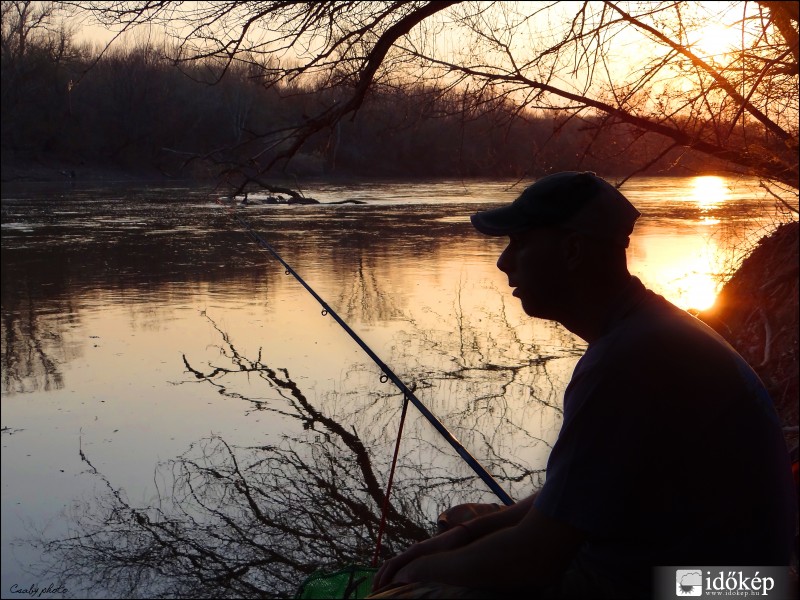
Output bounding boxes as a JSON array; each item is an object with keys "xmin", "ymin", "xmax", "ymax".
[
  {"xmin": 757, "ymin": 307, "xmax": 773, "ymax": 367},
  {"xmin": 759, "ymin": 182, "xmax": 799, "ymax": 215}
]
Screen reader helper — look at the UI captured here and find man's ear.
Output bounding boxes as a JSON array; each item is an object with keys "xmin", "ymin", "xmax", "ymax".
[{"xmin": 561, "ymin": 232, "xmax": 584, "ymax": 271}]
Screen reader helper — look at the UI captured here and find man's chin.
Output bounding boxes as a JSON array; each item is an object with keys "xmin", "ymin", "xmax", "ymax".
[
  {"xmin": 518, "ymin": 296, "xmax": 539, "ymax": 317},
  {"xmin": 519, "ymin": 296, "xmax": 556, "ymax": 320}
]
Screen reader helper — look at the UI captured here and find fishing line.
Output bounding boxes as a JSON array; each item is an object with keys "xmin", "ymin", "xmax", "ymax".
[
  {"xmin": 216, "ymin": 197, "xmax": 514, "ymax": 507},
  {"xmin": 372, "ymin": 393, "xmax": 409, "ymax": 567}
]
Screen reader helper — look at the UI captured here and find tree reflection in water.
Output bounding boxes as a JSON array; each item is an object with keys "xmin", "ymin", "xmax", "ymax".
[
  {"xmin": 1, "ymin": 294, "xmax": 69, "ymax": 394},
  {"xmin": 32, "ymin": 308, "xmax": 574, "ymax": 598}
]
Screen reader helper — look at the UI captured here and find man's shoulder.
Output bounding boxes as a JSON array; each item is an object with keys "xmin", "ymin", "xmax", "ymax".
[
  {"xmin": 572, "ymin": 287, "xmax": 754, "ymax": 404},
  {"xmin": 596, "ymin": 287, "xmax": 734, "ymax": 363}
]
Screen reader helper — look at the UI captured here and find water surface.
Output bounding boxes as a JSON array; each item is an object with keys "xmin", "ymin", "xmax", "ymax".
[{"xmin": 1, "ymin": 176, "xmax": 794, "ymax": 598}]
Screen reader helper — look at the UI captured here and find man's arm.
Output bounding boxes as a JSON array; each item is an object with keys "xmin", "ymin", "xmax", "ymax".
[
  {"xmin": 391, "ymin": 504, "xmax": 584, "ymax": 592},
  {"xmin": 373, "ymin": 494, "xmax": 539, "ymax": 591}
]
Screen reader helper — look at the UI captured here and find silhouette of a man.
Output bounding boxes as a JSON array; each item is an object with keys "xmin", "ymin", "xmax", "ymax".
[{"xmin": 372, "ymin": 172, "xmax": 795, "ymax": 599}]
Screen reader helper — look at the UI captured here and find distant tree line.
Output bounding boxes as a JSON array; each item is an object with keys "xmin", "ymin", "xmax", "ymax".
[{"xmin": 1, "ymin": 2, "xmax": 740, "ymax": 181}]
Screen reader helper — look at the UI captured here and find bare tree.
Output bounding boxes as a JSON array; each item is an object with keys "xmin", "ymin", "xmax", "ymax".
[
  {"xmin": 68, "ymin": 1, "xmax": 797, "ymax": 194},
  {"xmin": 2, "ymin": 1, "xmax": 57, "ymax": 60},
  {"xmin": 29, "ymin": 311, "xmax": 554, "ymax": 598}
]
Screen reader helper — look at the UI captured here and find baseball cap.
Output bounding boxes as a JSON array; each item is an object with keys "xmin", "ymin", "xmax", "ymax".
[{"xmin": 471, "ymin": 171, "xmax": 640, "ymax": 247}]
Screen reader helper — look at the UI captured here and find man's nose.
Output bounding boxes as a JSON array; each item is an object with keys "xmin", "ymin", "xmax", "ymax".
[{"xmin": 497, "ymin": 245, "xmax": 512, "ymax": 274}]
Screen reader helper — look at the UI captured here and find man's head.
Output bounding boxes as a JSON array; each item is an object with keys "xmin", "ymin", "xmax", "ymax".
[
  {"xmin": 471, "ymin": 172, "xmax": 640, "ymax": 329},
  {"xmin": 471, "ymin": 171, "xmax": 639, "ymax": 247}
]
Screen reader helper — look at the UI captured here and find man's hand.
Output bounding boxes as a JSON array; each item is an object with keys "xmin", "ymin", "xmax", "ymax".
[
  {"xmin": 372, "ymin": 525, "xmax": 471, "ymax": 591},
  {"xmin": 373, "ymin": 503, "xmax": 584, "ymax": 593},
  {"xmin": 373, "ymin": 495, "xmax": 538, "ymax": 592},
  {"xmin": 390, "ymin": 553, "xmax": 435, "ymax": 586}
]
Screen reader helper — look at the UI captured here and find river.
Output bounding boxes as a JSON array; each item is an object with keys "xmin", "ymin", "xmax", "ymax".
[{"xmin": 0, "ymin": 175, "xmax": 795, "ymax": 598}]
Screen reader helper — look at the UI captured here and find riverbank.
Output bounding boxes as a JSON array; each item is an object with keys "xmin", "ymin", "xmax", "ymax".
[
  {"xmin": 1, "ymin": 158, "xmax": 175, "ymax": 184},
  {"xmin": 700, "ymin": 220, "xmax": 799, "ymax": 448}
]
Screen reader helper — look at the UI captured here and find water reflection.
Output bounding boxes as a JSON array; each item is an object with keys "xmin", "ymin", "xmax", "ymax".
[
  {"xmin": 1, "ymin": 297, "xmax": 67, "ymax": 394},
  {"xmin": 30, "ymin": 314, "xmax": 552, "ymax": 598}
]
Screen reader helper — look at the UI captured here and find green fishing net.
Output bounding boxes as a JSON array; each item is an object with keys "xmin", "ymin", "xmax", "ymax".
[{"xmin": 295, "ymin": 565, "xmax": 378, "ymax": 599}]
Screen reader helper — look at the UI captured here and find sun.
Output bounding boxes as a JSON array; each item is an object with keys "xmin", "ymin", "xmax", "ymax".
[{"xmin": 691, "ymin": 22, "xmax": 741, "ymax": 62}]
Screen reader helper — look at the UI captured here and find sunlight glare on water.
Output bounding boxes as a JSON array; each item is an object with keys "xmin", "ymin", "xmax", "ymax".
[
  {"xmin": 623, "ymin": 175, "xmax": 767, "ymax": 312},
  {"xmin": 689, "ymin": 175, "xmax": 728, "ymax": 210},
  {"xmin": 628, "ymin": 224, "xmax": 722, "ymax": 312}
]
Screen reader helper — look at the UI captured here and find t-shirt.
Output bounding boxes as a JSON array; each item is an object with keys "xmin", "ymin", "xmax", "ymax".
[{"xmin": 534, "ymin": 277, "xmax": 796, "ymax": 598}]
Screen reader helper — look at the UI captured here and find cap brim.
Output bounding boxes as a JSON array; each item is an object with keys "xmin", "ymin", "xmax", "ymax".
[{"xmin": 471, "ymin": 205, "xmax": 531, "ymax": 236}]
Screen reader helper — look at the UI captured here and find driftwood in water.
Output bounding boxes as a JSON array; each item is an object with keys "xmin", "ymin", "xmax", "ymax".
[
  {"xmin": 227, "ymin": 169, "xmax": 368, "ymax": 205},
  {"xmin": 241, "ymin": 194, "xmax": 319, "ymax": 205},
  {"xmin": 227, "ymin": 170, "xmax": 319, "ymax": 203},
  {"xmin": 240, "ymin": 194, "xmax": 367, "ymax": 206}
]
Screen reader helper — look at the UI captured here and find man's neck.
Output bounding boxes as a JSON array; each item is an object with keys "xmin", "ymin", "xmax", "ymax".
[{"xmin": 558, "ymin": 274, "xmax": 635, "ymax": 344}]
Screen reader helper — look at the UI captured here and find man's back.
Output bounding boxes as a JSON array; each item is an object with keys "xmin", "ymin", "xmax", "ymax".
[{"xmin": 534, "ymin": 277, "xmax": 795, "ymax": 595}]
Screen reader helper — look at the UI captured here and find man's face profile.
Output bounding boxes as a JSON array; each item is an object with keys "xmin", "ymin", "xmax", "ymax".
[{"xmin": 497, "ymin": 226, "xmax": 569, "ymax": 320}]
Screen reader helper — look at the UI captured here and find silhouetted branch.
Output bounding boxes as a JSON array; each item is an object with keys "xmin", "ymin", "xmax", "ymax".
[{"xmin": 56, "ymin": 2, "xmax": 798, "ymax": 188}]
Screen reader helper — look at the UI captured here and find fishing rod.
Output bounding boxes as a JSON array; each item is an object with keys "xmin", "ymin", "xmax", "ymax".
[{"xmin": 221, "ymin": 200, "xmax": 514, "ymax": 506}]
